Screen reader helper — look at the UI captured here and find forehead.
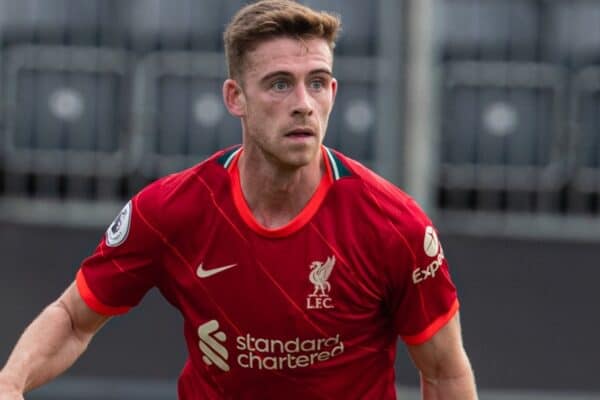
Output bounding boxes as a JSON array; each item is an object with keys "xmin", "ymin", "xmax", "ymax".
[{"xmin": 243, "ymin": 37, "xmax": 333, "ymax": 80}]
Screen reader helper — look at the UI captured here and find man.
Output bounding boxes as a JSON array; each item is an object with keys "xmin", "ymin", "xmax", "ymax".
[{"xmin": 0, "ymin": 1, "xmax": 477, "ymax": 399}]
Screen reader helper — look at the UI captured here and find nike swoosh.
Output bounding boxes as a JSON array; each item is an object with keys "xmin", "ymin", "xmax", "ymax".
[{"xmin": 197, "ymin": 263, "xmax": 238, "ymax": 278}]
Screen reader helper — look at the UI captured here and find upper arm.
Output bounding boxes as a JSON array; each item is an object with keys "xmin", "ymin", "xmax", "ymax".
[
  {"xmin": 56, "ymin": 282, "xmax": 111, "ymax": 340},
  {"xmin": 406, "ymin": 312, "xmax": 471, "ymax": 380},
  {"xmin": 386, "ymin": 218, "xmax": 459, "ymax": 344},
  {"xmin": 76, "ymin": 198, "xmax": 162, "ymax": 315}
]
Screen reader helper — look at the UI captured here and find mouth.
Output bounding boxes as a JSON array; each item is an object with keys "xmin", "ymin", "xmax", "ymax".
[{"xmin": 284, "ymin": 128, "xmax": 316, "ymax": 138}]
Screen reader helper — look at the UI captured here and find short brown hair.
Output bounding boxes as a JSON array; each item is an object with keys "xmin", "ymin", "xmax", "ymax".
[{"xmin": 224, "ymin": 0, "xmax": 341, "ymax": 79}]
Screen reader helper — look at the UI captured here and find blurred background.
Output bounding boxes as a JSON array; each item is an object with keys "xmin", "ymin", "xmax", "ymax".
[{"xmin": 0, "ymin": 0, "xmax": 598, "ymax": 399}]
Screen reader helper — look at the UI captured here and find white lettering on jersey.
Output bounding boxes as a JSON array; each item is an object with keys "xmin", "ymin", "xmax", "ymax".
[
  {"xmin": 413, "ymin": 226, "xmax": 445, "ymax": 284},
  {"xmin": 197, "ymin": 320, "xmax": 345, "ymax": 372},
  {"xmin": 412, "ymin": 250, "xmax": 445, "ymax": 284}
]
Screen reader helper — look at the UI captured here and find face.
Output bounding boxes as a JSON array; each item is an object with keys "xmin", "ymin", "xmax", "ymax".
[{"xmin": 224, "ymin": 37, "xmax": 337, "ymax": 169}]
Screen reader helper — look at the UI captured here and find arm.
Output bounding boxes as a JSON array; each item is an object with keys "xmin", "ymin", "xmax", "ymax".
[
  {"xmin": 0, "ymin": 282, "xmax": 110, "ymax": 398},
  {"xmin": 407, "ymin": 312, "xmax": 478, "ymax": 400}
]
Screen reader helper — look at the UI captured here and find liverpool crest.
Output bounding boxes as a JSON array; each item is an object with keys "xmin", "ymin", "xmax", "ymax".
[{"xmin": 306, "ymin": 255, "xmax": 335, "ymax": 309}]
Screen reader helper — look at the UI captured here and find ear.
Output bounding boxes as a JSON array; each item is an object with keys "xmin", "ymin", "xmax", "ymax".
[
  {"xmin": 330, "ymin": 77, "xmax": 338, "ymax": 106},
  {"xmin": 223, "ymin": 79, "xmax": 245, "ymax": 117}
]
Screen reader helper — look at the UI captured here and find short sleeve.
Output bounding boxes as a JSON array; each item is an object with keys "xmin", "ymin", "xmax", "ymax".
[
  {"xmin": 76, "ymin": 195, "xmax": 162, "ymax": 316},
  {"xmin": 386, "ymin": 208, "xmax": 459, "ymax": 345}
]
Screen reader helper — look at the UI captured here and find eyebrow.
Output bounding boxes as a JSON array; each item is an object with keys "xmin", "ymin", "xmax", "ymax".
[{"xmin": 259, "ymin": 69, "xmax": 333, "ymax": 84}]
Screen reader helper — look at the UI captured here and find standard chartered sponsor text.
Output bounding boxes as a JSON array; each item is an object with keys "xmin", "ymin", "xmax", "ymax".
[{"xmin": 236, "ymin": 333, "xmax": 344, "ymax": 370}]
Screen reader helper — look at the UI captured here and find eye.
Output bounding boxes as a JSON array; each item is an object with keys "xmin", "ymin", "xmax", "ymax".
[
  {"xmin": 309, "ymin": 79, "xmax": 325, "ymax": 90},
  {"xmin": 271, "ymin": 80, "xmax": 290, "ymax": 91}
]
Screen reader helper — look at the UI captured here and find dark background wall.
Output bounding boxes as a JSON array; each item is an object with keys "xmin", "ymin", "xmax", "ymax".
[{"xmin": 0, "ymin": 222, "xmax": 597, "ymax": 392}]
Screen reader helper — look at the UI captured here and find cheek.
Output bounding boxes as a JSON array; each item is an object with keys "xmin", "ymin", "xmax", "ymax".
[
  {"xmin": 245, "ymin": 102, "xmax": 266, "ymax": 125},
  {"xmin": 318, "ymin": 97, "xmax": 334, "ymax": 117},
  {"xmin": 248, "ymin": 96, "xmax": 279, "ymax": 116},
  {"xmin": 245, "ymin": 102, "xmax": 277, "ymax": 133}
]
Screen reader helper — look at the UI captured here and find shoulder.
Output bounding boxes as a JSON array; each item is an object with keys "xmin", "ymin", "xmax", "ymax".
[
  {"xmin": 330, "ymin": 148, "xmax": 431, "ymax": 229},
  {"xmin": 134, "ymin": 146, "xmax": 240, "ymax": 227},
  {"xmin": 329, "ymin": 149, "xmax": 437, "ymax": 257}
]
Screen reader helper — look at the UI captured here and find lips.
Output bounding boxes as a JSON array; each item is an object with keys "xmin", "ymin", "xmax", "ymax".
[{"xmin": 285, "ymin": 128, "xmax": 316, "ymax": 137}]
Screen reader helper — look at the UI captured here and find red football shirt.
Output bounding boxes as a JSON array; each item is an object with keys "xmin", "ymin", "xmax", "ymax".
[{"xmin": 77, "ymin": 146, "xmax": 458, "ymax": 399}]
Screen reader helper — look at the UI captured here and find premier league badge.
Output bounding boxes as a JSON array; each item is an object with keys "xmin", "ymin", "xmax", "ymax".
[{"xmin": 105, "ymin": 201, "xmax": 132, "ymax": 247}]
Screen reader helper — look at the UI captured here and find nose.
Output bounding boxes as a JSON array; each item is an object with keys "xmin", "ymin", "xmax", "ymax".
[{"xmin": 291, "ymin": 84, "xmax": 314, "ymax": 117}]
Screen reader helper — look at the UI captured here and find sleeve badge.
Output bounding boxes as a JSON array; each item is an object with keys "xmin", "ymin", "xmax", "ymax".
[{"xmin": 105, "ymin": 201, "xmax": 132, "ymax": 247}]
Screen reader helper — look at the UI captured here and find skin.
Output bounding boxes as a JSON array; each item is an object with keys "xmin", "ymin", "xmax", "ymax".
[
  {"xmin": 408, "ymin": 313, "xmax": 478, "ymax": 399},
  {"xmin": 0, "ymin": 282, "xmax": 109, "ymax": 399},
  {"xmin": 0, "ymin": 36, "xmax": 477, "ymax": 400},
  {"xmin": 223, "ymin": 37, "xmax": 337, "ymax": 228}
]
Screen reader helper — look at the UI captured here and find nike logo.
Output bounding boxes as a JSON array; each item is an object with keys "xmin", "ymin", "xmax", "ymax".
[{"xmin": 197, "ymin": 262, "xmax": 238, "ymax": 278}]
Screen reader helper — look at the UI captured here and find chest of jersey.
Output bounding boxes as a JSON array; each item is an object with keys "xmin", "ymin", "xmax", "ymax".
[{"xmin": 161, "ymin": 205, "xmax": 394, "ymax": 379}]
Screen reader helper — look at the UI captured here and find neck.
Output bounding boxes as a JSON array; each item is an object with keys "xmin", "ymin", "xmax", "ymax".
[{"xmin": 237, "ymin": 148, "xmax": 324, "ymax": 229}]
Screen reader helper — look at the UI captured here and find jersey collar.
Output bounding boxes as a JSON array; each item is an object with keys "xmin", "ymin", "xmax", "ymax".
[{"xmin": 227, "ymin": 146, "xmax": 334, "ymax": 238}]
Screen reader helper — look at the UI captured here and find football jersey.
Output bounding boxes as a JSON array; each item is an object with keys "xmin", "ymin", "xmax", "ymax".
[{"xmin": 77, "ymin": 145, "xmax": 458, "ymax": 400}]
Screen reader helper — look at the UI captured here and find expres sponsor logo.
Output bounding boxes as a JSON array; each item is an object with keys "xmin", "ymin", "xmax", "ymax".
[
  {"xmin": 412, "ymin": 226, "xmax": 445, "ymax": 284},
  {"xmin": 423, "ymin": 226, "xmax": 440, "ymax": 257},
  {"xmin": 198, "ymin": 320, "xmax": 344, "ymax": 372}
]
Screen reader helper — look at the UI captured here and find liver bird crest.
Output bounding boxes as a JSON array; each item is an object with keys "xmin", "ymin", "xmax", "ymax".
[{"xmin": 309, "ymin": 256, "xmax": 336, "ymax": 296}]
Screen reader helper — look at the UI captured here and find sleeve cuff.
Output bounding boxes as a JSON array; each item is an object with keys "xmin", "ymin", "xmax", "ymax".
[
  {"xmin": 401, "ymin": 298, "xmax": 460, "ymax": 345},
  {"xmin": 76, "ymin": 269, "xmax": 132, "ymax": 316}
]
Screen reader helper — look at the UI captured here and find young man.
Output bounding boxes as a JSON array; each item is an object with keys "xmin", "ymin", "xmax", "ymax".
[{"xmin": 0, "ymin": 1, "xmax": 477, "ymax": 399}]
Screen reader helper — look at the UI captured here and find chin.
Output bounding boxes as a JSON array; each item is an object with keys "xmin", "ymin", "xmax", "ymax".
[
  {"xmin": 275, "ymin": 151, "xmax": 316, "ymax": 170},
  {"xmin": 277, "ymin": 156, "xmax": 310, "ymax": 169},
  {"xmin": 285, "ymin": 145, "xmax": 320, "ymax": 167}
]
